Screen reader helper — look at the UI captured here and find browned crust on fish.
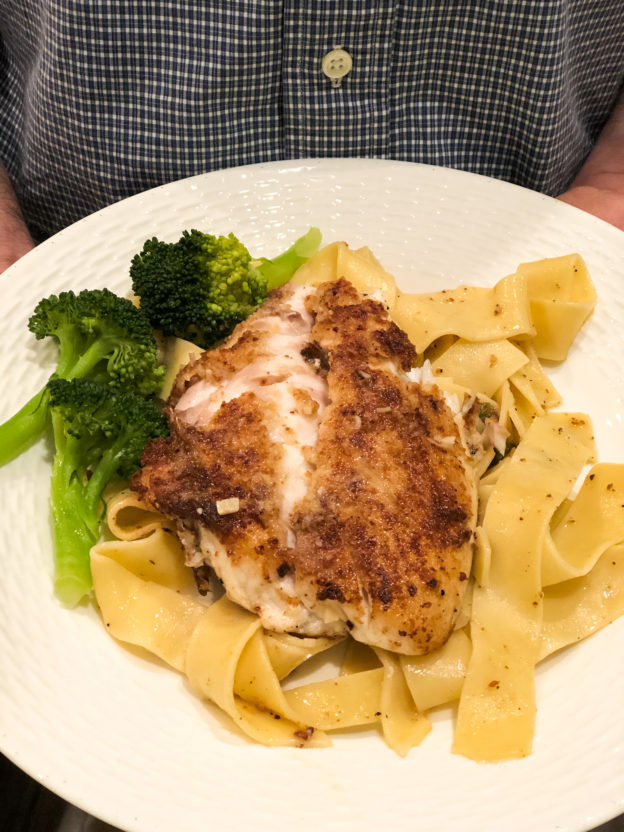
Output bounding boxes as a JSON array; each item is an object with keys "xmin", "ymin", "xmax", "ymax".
[
  {"xmin": 133, "ymin": 392, "xmax": 290, "ymax": 575},
  {"xmin": 288, "ymin": 280, "xmax": 474, "ymax": 652}
]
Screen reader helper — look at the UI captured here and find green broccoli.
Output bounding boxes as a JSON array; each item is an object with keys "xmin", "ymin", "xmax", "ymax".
[
  {"xmin": 0, "ymin": 288, "xmax": 164, "ymax": 466},
  {"xmin": 48, "ymin": 377, "xmax": 169, "ymax": 607},
  {"xmin": 130, "ymin": 226, "xmax": 321, "ymax": 348}
]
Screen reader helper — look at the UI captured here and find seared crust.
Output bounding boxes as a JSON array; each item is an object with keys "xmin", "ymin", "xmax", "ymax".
[
  {"xmin": 287, "ymin": 280, "xmax": 475, "ymax": 652},
  {"xmin": 134, "ymin": 392, "xmax": 286, "ymax": 559}
]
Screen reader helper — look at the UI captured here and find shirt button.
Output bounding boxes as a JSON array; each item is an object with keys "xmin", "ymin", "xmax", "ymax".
[{"xmin": 321, "ymin": 48, "xmax": 352, "ymax": 87}]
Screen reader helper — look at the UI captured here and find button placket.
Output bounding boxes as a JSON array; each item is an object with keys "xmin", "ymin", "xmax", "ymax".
[{"xmin": 281, "ymin": 0, "xmax": 396, "ymax": 158}]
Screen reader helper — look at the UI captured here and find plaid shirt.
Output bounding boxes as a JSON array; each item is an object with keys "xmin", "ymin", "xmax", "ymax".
[{"xmin": 0, "ymin": 1, "xmax": 623, "ymax": 239}]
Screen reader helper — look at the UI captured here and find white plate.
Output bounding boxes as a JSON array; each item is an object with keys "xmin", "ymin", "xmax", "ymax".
[{"xmin": 1, "ymin": 159, "xmax": 623, "ymax": 832}]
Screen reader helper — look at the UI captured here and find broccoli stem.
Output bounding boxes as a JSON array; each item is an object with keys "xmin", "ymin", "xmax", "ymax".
[
  {"xmin": 49, "ymin": 413, "xmax": 97, "ymax": 607},
  {"xmin": 51, "ymin": 484, "xmax": 97, "ymax": 608},
  {"xmin": 0, "ymin": 330, "xmax": 95, "ymax": 467},
  {"xmin": 54, "ymin": 324, "xmax": 87, "ymax": 377},
  {"xmin": 66, "ymin": 337, "xmax": 116, "ymax": 380},
  {"xmin": 83, "ymin": 439, "xmax": 126, "ymax": 518},
  {"xmin": 49, "ymin": 423, "xmax": 134, "ymax": 607},
  {"xmin": 259, "ymin": 227, "xmax": 322, "ymax": 291},
  {"xmin": 0, "ymin": 331, "xmax": 119, "ymax": 468},
  {"xmin": 0, "ymin": 387, "xmax": 50, "ymax": 466}
]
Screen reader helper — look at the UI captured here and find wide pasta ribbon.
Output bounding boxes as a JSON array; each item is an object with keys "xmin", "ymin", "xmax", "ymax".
[
  {"xmin": 392, "ymin": 274, "xmax": 534, "ymax": 354},
  {"xmin": 185, "ymin": 598, "xmax": 333, "ymax": 747},
  {"xmin": 454, "ymin": 412, "xmax": 596, "ymax": 761},
  {"xmin": 374, "ymin": 649, "xmax": 432, "ymax": 756},
  {"xmin": 540, "ymin": 542, "xmax": 624, "ymax": 659},
  {"xmin": 398, "ymin": 543, "xmax": 624, "ymax": 735},
  {"xmin": 292, "ymin": 241, "xmax": 399, "ymax": 310},
  {"xmin": 91, "ymin": 542, "xmax": 204, "ymax": 672},
  {"xmin": 430, "ymin": 338, "xmax": 529, "ymax": 398},
  {"xmin": 516, "ymin": 254, "xmax": 596, "ymax": 361},
  {"xmin": 91, "ymin": 518, "xmax": 430, "ymax": 754},
  {"xmin": 400, "ymin": 628, "xmax": 472, "ymax": 713},
  {"xmin": 542, "ymin": 463, "xmax": 624, "ymax": 585}
]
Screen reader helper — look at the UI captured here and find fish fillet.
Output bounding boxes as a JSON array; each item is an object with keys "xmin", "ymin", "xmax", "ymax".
[{"xmin": 133, "ymin": 278, "xmax": 478, "ymax": 654}]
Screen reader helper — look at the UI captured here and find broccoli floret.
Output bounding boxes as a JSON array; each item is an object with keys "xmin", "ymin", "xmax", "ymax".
[
  {"xmin": 0, "ymin": 288, "xmax": 164, "ymax": 466},
  {"xmin": 130, "ymin": 227, "xmax": 321, "ymax": 348},
  {"xmin": 48, "ymin": 377, "xmax": 169, "ymax": 607},
  {"xmin": 29, "ymin": 288, "xmax": 164, "ymax": 392}
]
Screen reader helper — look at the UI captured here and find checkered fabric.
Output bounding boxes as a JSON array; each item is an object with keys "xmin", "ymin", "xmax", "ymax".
[{"xmin": 0, "ymin": 0, "xmax": 623, "ymax": 239}]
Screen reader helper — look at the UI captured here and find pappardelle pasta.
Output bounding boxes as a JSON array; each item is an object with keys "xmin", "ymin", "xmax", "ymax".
[{"xmin": 91, "ymin": 243, "xmax": 624, "ymax": 760}]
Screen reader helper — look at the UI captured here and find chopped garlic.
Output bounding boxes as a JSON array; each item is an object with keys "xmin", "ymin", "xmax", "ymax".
[
  {"xmin": 405, "ymin": 359, "xmax": 435, "ymax": 388},
  {"xmin": 484, "ymin": 419, "xmax": 509, "ymax": 456},
  {"xmin": 216, "ymin": 497, "xmax": 240, "ymax": 516}
]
